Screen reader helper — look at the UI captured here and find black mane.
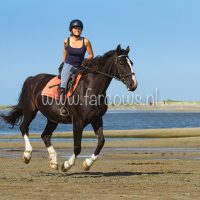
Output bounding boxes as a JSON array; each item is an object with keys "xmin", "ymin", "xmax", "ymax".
[
  {"xmin": 84, "ymin": 50, "xmax": 115, "ymax": 69},
  {"xmin": 84, "ymin": 47, "xmax": 129, "ymax": 70}
]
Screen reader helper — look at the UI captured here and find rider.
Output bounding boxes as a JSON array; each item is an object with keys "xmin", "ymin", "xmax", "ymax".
[{"xmin": 60, "ymin": 19, "xmax": 94, "ymax": 116}]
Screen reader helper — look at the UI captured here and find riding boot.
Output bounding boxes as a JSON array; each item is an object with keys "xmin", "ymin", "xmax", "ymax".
[{"xmin": 60, "ymin": 88, "xmax": 69, "ymax": 116}]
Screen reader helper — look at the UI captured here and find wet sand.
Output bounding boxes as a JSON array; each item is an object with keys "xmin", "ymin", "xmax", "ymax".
[{"xmin": 0, "ymin": 128, "xmax": 200, "ymax": 200}]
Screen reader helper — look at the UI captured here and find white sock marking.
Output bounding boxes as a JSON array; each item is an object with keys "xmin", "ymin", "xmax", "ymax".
[
  {"xmin": 24, "ymin": 135, "xmax": 32, "ymax": 152},
  {"xmin": 85, "ymin": 154, "xmax": 98, "ymax": 167},
  {"xmin": 47, "ymin": 146, "xmax": 56, "ymax": 154},
  {"xmin": 47, "ymin": 146, "xmax": 57, "ymax": 164},
  {"xmin": 64, "ymin": 154, "xmax": 76, "ymax": 169}
]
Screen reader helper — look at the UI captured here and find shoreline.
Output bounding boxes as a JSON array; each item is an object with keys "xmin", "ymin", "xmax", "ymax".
[
  {"xmin": 1, "ymin": 101, "xmax": 200, "ymax": 113},
  {"xmin": 1, "ymin": 127, "xmax": 200, "ymax": 139},
  {"xmin": 108, "ymin": 102, "xmax": 200, "ymax": 112},
  {"xmin": 0, "ymin": 127, "xmax": 200, "ymax": 149}
]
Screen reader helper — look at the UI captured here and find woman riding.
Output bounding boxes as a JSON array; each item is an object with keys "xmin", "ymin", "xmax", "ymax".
[{"xmin": 60, "ymin": 19, "xmax": 94, "ymax": 115}]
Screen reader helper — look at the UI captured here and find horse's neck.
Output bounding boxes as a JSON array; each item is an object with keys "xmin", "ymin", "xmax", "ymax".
[
  {"xmin": 97, "ymin": 74, "xmax": 112, "ymax": 92},
  {"xmin": 85, "ymin": 58, "xmax": 115, "ymax": 95}
]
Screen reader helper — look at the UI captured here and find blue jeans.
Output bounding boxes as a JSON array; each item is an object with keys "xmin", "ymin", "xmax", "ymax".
[{"xmin": 60, "ymin": 63, "xmax": 77, "ymax": 89}]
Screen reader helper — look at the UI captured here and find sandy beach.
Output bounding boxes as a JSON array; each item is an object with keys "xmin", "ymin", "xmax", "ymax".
[{"xmin": 0, "ymin": 128, "xmax": 200, "ymax": 200}]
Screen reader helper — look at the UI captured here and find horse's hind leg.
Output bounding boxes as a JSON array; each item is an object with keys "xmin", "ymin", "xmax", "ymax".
[
  {"xmin": 83, "ymin": 118, "xmax": 105, "ymax": 171},
  {"xmin": 41, "ymin": 120, "xmax": 58, "ymax": 170},
  {"xmin": 20, "ymin": 112, "xmax": 37, "ymax": 164}
]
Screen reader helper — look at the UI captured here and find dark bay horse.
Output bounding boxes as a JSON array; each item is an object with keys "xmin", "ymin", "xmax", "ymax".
[{"xmin": 1, "ymin": 45, "xmax": 137, "ymax": 171}]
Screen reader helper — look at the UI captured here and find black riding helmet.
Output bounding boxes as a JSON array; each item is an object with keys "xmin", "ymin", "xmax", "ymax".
[{"xmin": 69, "ymin": 19, "xmax": 83, "ymax": 31}]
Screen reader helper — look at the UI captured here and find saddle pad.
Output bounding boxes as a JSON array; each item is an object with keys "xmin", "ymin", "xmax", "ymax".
[{"xmin": 41, "ymin": 75, "xmax": 82, "ymax": 99}]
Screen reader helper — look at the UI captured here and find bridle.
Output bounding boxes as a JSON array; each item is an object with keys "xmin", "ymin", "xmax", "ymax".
[
  {"xmin": 115, "ymin": 55, "xmax": 135, "ymax": 83},
  {"xmin": 86, "ymin": 54, "xmax": 135, "ymax": 82}
]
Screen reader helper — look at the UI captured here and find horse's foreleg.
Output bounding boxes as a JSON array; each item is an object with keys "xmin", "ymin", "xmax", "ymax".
[
  {"xmin": 83, "ymin": 118, "xmax": 105, "ymax": 171},
  {"xmin": 61, "ymin": 122, "xmax": 83, "ymax": 172},
  {"xmin": 41, "ymin": 120, "xmax": 58, "ymax": 170}
]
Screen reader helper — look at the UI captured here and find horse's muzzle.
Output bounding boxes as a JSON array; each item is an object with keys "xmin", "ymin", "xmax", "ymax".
[{"xmin": 128, "ymin": 80, "xmax": 137, "ymax": 91}]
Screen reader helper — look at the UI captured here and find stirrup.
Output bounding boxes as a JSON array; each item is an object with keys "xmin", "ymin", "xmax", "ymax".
[{"xmin": 60, "ymin": 106, "xmax": 69, "ymax": 116}]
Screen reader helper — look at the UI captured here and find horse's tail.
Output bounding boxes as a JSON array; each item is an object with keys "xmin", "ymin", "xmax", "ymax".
[
  {"xmin": 1, "ymin": 105, "xmax": 23, "ymax": 128},
  {"xmin": 0, "ymin": 76, "xmax": 33, "ymax": 128}
]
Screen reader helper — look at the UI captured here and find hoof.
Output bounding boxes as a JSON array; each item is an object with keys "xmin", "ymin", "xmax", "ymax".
[
  {"xmin": 50, "ymin": 163, "xmax": 59, "ymax": 170},
  {"xmin": 83, "ymin": 160, "xmax": 90, "ymax": 171},
  {"xmin": 61, "ymin": 161, "xmax": 73, "ymax": 172},
  {"xmin": 61, "ymin": 163, "xmax": 68, "ymax": 172},
  {"xmin": 23, "ymin": 151, "xmax": 32, "ymax": 164},
  {"xmin": 23, "ymin": 156, "xmax": 31, "ymax": 164}
]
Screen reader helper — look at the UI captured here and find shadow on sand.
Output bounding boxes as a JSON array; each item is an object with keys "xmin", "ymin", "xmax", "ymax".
[
  {"xmin": 37, "ymin": 170, "xmax": 192, "ymax": 178},
  {"xmin": 38, "ymin": 171, "xmax": 164, "ymax": 178}
]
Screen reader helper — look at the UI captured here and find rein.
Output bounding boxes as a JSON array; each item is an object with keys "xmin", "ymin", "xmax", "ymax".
[{"xmin": 85, "ymin": 66, "xmax": 121, "ymax": 81}]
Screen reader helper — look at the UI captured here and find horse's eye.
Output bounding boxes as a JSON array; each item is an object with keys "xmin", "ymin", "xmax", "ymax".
[{"xmin": 118, "ymin": 58, "xmax": 124, "ymax": 64}]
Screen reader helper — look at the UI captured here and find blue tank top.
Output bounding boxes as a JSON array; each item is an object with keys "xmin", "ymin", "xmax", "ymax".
[{"xmin": 65, "ymin": 37, "xmax": 87, "ymax": 67}]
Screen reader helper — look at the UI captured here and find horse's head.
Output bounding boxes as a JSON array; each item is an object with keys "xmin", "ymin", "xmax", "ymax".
[{"xmin": 114, "ymin": 45, "xmax": 137, "ymax": 91}]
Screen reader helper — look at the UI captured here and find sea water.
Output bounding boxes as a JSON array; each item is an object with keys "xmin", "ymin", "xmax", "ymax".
[{"xmin": 0, "ymin": 110, "xmax": 200, "ymax": 135}]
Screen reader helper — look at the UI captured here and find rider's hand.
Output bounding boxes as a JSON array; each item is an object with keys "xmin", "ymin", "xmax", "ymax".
[
  {"xmin": 58, "ymin": 62, "xmax": 65, "ymax": 78},
  {"xmin": 81, "ymin": 59, "xmax": 88, "ymax": 67},
  {"xmin": 59, "ymin": 62, "xmax": 65, "ymax": 68}
]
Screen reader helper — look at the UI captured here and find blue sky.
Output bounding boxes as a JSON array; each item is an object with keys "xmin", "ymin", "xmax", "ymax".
[{"xmin": 0, "ymin": 0, "xmax": 200, "ymax": 105}]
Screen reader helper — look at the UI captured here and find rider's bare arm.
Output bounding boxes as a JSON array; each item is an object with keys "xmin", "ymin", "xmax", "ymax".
[
  {"xmin": 63, "ymin": 38, "xmax": 68, "ymax": 62},
  {"xmin": 84, "ymin": 38, "xmax": 94, "ymax": 60}
]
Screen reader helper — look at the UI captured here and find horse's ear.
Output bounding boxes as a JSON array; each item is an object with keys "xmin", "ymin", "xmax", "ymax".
[
  {"xmin": 115, "ymin": 44, "xmax": 121, "ymax": 55},
  {"xmin": 125, "ymin": 46, "xmax": 130, "ymax": 54}
]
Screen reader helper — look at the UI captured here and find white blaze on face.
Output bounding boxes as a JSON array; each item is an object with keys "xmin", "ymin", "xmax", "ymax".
[{"xmin": 126, "ymin": 57, "xmax": 137, "ymax": 85}]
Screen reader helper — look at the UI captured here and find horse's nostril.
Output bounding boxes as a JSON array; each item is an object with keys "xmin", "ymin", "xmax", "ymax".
[{"xmin": 130, "ymin": 82, "xmax": 134, "ymax": 88}]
